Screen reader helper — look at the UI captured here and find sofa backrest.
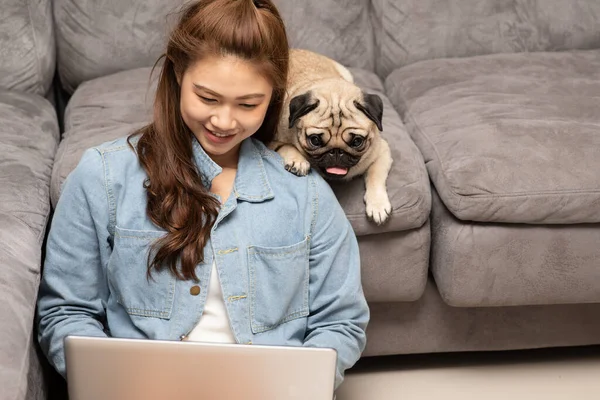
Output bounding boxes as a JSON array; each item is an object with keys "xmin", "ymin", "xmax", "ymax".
[
  {"xmin": 275, "ymin": 0, "xmax": 374, "ymax": 73},
  {"xmin": 372, "ymin": 0, "xmax": 600, "ymax": 78},
  {"xmin": 54, "ymin": 0, "xmax": 375, "ymax": 94},
  {"xmin": 0, "ymin": 0, "xmax": 55, "ymax": 96}
]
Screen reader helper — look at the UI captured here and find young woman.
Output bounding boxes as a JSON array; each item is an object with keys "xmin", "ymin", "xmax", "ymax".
[{"xmin": 37, "ymin": 0, "xmax": 369, "ymax": 390}]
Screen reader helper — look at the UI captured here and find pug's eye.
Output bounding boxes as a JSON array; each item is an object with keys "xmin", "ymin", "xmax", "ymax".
[
  {"xmin": 308, "ymin": 135, "xmax": 323, "ymax": 147},
  {"xmin": 351, "ymin": 136, "xmax": 365, "ymax": 148}
]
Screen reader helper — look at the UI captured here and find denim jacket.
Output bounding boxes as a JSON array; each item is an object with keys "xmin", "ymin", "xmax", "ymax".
[{"xmin": 37, "ymin": 136, "xmax": 369, "ymax": 388}]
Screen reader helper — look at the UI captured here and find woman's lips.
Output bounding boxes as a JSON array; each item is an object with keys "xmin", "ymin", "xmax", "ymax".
[{"xmin": 204, "ymin": 126, "xmax": 236, "ymax": 144}]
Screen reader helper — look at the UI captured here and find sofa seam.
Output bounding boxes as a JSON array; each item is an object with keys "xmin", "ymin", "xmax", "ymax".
[
  {"xmin": 458, "ymin": 189, "xmax": 600, "ymax": 198},
  {"xmin": 26, "ymin": 0, "xmax": 44, "ymax": 96}
]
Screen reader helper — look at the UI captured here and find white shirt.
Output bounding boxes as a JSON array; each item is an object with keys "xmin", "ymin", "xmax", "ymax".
[{"xmin": 185, "ymin": 261, "xmax": 237, "ymax": 343}]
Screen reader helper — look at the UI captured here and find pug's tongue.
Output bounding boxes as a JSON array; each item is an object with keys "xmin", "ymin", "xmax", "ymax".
[{"xmin": 326, "ymin": 167, "xmax": 348, "ymax": 176}]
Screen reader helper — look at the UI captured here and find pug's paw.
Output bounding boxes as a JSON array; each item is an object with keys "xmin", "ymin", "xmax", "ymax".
[
  {"xmin": 278, "ymin": 145, "xmax": 311, "ymax": 176},
  {"xmin": 364, "ymin": 190, "xmax": 392, "ymax": 225},
  {"xmin": 284, "ymin": 159, "xmax": 311, "ymax": 176}
]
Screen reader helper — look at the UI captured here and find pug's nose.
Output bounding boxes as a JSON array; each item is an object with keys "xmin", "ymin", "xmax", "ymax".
[{"xmin": 328, "ymin": 149, "xmax": 343, "ymax": 156}]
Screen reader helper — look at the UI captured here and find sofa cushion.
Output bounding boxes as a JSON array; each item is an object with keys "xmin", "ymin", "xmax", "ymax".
[
  {"xmin": 372, "ymin": 0, "xmax": 600, "ymax": 77},
  {"xmin": 0, "ymin": 91, "xmax": 59, "ymax": 235},
  {"xmin": 54, "ymin": 0, "xmax": 375, "ymax": 93},
  {"xmin": 275, "ymin": 0, "xmax": 374, "ymax": 72},
  {"xmin": 430, "ymin": 188, "xmax": 600, "ymax": 307},
  {"xmin": 0, "ymin": 0, "xmax": 55, "ymax": 96},
  {"xmin": 358, "ymin": 223, "xmax": 429, "ymax": 303},
  {"xmin": 386, "ymin": 49, "xmax": 600, "ymax": 224}
]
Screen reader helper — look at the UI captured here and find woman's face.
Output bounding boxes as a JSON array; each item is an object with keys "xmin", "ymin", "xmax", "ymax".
[{"xmin": 179, "ymin": 54, "xmax": 274, "ymax": 167}]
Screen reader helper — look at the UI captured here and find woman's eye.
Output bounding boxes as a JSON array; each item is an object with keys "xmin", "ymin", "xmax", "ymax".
[
  {"xmin": 308, "ymin": 135, "xmax": 323, "ymax": 147},
  {"xmin": 199, "ymin": 96, "xmax": 217, "ymax": 103},
  {"xmin": 240, "ymin": 104, "xmax": 258, "ymax": 109},
  {"xmin": 351, "ymin": 137, "xmax": 364, "ymax": 148}
]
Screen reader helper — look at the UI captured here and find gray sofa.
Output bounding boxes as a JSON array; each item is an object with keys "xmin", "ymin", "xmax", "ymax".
[{"xmin": 2, "ymin": 0, "xmax": 600, "ymax": 399}]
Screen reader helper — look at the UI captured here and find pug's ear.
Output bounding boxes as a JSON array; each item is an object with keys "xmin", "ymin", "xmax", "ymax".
[
  {"xmin": 289, "ymin": 93, "xmax": 320, "ymax": 129},
  {"xmin": 354, "ymin": 93, "xmax": 383, "ymax": 131}
]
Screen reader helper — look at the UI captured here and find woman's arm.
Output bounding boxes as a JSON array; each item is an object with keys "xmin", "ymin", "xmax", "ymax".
[
  {"xmin": 37, "ymin": 148, "xmax": 112, "ymax": 377},
  {"xmin": 303, "ymin": 174, "xmax": 370, "ymax": 389}
]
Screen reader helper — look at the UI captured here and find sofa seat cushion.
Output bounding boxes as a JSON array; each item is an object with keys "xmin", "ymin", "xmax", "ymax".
[
  {"xmin": 359, "ymin": 222, "xmax": 429, "ymax": 303},
  {"xmin": 52, "ymin": 67, "xmax": 432, "ymax": 302},
  {"xmin": 386, "ymin": 49, "xmax": 600, "ymax": 224},
  {"xmin": 0, "ymin": 91, "xmax": 59, "ymax": 235},
  {"xmin": 430, "ymin": 188, "xmax": 600, "ymax": 307},
  {"xmin": 53, "ymin": 67, "xmax": 431, "ymax": 236}
]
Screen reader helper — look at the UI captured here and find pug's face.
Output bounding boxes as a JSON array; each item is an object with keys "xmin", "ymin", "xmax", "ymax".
[{"xmin": 287, "ymin": 87, "xmax": 383, "ymax": 180}]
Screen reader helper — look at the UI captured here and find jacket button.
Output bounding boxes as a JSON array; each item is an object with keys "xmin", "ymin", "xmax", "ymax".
[{"xmin": 190, "ymin": 285, "xmax": 201, "ymax": 296}]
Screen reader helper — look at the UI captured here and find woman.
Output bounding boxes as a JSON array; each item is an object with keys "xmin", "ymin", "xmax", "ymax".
[{"xmin": 37, "ymin": 0, "xmax": 369, "ymax": 390}]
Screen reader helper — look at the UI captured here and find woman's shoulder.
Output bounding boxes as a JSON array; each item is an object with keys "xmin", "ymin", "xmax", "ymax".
[
  {"xmin": 76, "ymin": 135, "xmax": 140, "ymax": 170},
  {"xmin": 70, "ymin": 135, "xmax": 141, "ymax": 185},
  {"xmin": 251, "ymin": 139, "xmax": 338, "ymax": 203},
  {"xmin": 91, "ymin": 135, "xmax": 139, "ymax": 159}
]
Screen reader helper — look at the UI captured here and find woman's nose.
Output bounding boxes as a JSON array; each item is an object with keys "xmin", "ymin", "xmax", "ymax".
[{"xmin": 210, "ymin": 106, "xmax": 237, "ymax": 132}]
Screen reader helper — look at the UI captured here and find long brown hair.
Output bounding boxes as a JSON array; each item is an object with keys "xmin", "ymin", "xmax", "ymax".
[{"xmin": 128, "ymin": 0, "xmax": 289, "ymax": 281}]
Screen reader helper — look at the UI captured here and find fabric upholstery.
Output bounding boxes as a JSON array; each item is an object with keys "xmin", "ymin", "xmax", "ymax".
[
  {"xmin": 430, "ymin": 188, "xmax": 600, "ymax": 307},
  {"xmin": 54, "ymin": 0, "xmax": 375, "ymax": 93},
  {"xmin": 372, "ymin": 0, "xmax": 600, "ymax": 77},
  {"xmin": 358, "ymin": 222, "xmax": 430, "ymax": 303},
  {"xmin": 274, "ymin": 0, "xmax": 374, "ymax": 72},
  {"xmin": 26, "ymin": 340, "xmax": 47, "ymax": 400},
  {"xmin": 0, "ymin": 91, "xmax": 58, "ymax": 400},
  {"xmin": 53, "ymin": 0, "xmax": 182, "ymax": 93},
  {"xmin": 0, "ymin": 0, "xmax": 55, "ymax": 96},
  {"xmin": 386, "ymin": 49, "xmax": 600, "ymax": 224},
  {"xmin": 0, "ymin": 91, "xmax": 59, "ymax": 235},
  {"xmin": 363, "ymin": 277, "xmax": 600, "ymax": 357}
]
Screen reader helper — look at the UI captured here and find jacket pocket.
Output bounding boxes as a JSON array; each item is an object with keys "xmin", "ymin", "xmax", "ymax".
[
  {"xmin": 109, "ymin": 226, "xmax": 176, "ymax": 319},
  {"xmin": 247, "ymin": 237, "xmax": 310, "ymax": 334}
]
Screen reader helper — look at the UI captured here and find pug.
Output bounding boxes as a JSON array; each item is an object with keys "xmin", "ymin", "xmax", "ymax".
[{"xmin": 271, "ymin": 49, "xmax": 393, "ymax": 225}]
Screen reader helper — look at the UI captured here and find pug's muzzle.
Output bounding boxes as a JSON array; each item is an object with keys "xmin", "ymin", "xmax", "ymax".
[{"xmin": 311, "ymin": 148, "xmax": 361, "ymax": 179}]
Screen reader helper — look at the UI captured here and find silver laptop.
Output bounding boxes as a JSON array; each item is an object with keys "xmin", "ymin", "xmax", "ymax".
[{"xmin": 65, "ymin": 335, "xmax": 337, "ymax": 400}]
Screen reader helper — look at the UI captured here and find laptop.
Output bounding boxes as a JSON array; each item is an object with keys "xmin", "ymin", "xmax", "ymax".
[{"xmin": 65, "ymin": 335, "xmax": 337, "ymax": 400}]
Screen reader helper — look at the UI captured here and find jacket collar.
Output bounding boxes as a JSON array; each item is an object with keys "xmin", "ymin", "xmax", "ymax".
[{"xmin": 192, "ymin": 137, "xmax": 274, "ymax": 203}]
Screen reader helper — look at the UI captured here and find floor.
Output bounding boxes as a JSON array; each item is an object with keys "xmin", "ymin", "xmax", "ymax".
[{"xmin": 337, "ymin": 346, "xmax": 600, "ymax": 400}]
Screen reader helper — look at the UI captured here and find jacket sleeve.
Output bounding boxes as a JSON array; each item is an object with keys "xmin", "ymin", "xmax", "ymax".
[
  {"xmin": 302, "ymin": 173, "xmax": 370, "ymax": 389},
  {"xmin": 37, "ymin": 148, "xmax": 112, "ymax": 377}
]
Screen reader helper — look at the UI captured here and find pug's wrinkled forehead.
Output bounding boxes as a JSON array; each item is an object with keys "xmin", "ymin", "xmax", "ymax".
[{"xmin": 288, "ymin": 88, "xmax": 383, "ymax": 133}]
